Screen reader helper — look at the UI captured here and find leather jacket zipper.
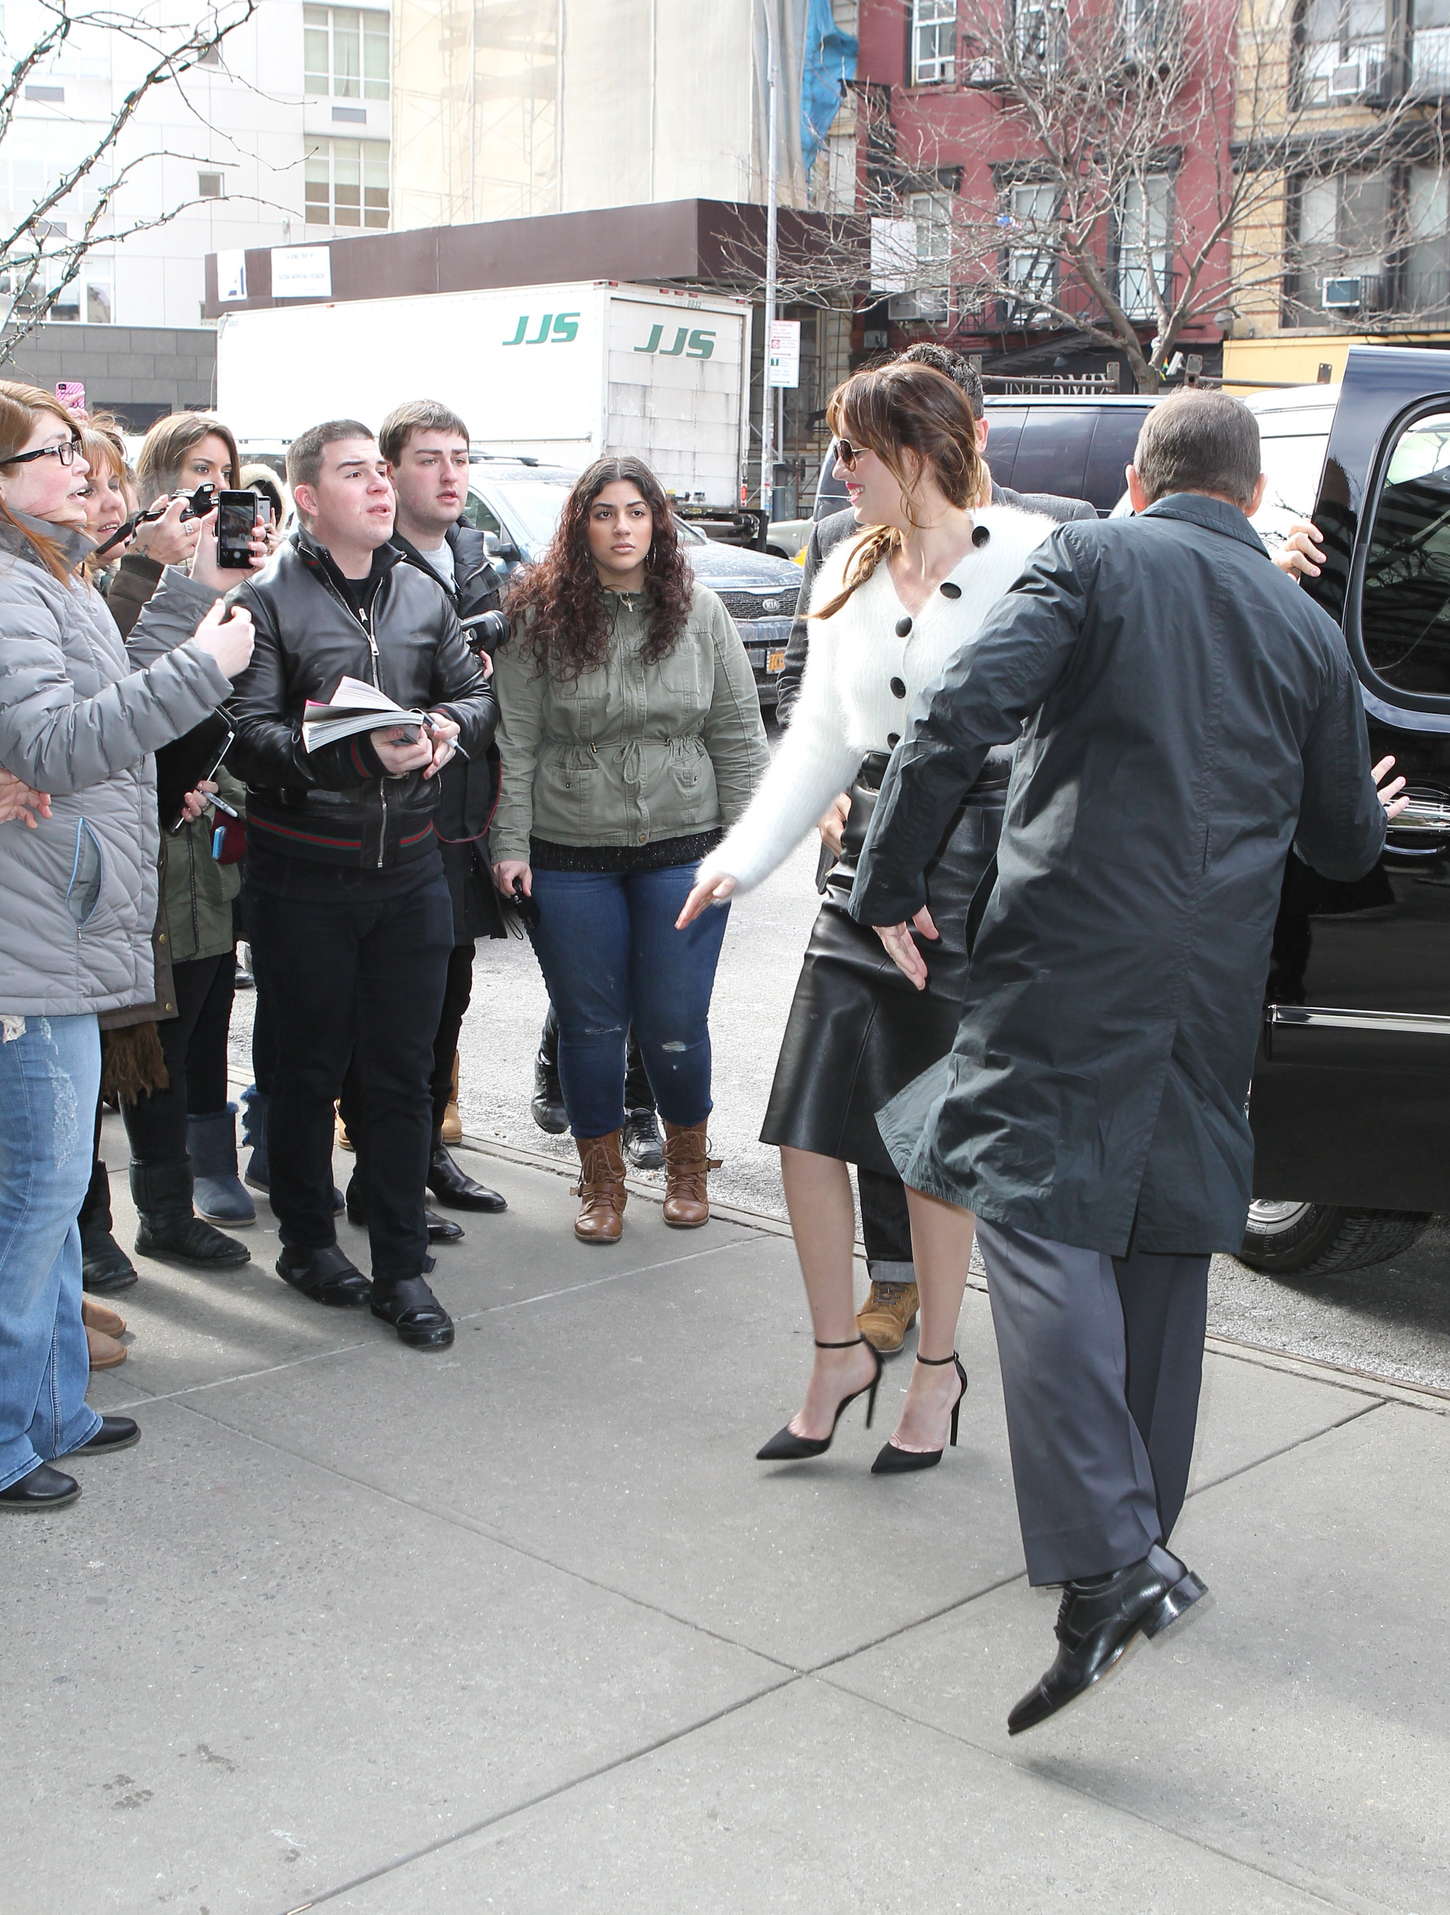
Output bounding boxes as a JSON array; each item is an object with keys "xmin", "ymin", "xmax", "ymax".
[{"xmin": 315, "ymin": 566, "xmax": 389, "ymax": 868}]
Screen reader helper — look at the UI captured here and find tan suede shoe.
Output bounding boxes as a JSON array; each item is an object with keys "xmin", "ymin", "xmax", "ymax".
[
  {"xmin": 440, "ymin": 1052, "xmax": 463, "ymax": 1145},
  {"xmin": 82, "ymin": 1296, "xmax": 126, "ymax": 1338},
  {"xmin": 573, "ymin": 1131, "xmax": 627, "ymax": 1244},
  {"xmin": 86, "ymin": 1325, "xmax": 127, "ymax": 1371},
  {"xmin": 856, "ymin": 1280, "xmax": 920, "ymax": 1356}
]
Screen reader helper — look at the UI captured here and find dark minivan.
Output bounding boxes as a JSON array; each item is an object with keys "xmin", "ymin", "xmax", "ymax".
[{"xmin": 1244, "ymin": 345, "xmax": 1450, "ymax": 1276}]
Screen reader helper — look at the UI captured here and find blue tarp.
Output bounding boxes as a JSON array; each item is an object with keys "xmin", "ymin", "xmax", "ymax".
[{"xmin": 800, "ymin": 0, "xmax": 857, "ymax": 175}]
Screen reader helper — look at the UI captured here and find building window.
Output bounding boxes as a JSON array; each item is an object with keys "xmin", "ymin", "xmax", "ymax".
[
  {"xmin": 1290, "ymin": 169, "xmax": 1391, "ymax": 314},
  {"xmin": 23, "ymin": 84, "xmax": 65, "ymax": 101},
  {"xmin": 304, "ymin": 6, "xmax": 389, "ymax": 101},
  {"xmin": 1003, "ymin": 181, "xmax": 1059, "ymax": 309},
  {"xmin": 1015, "ymin": 0, "xmax": 1068, "ymax": 66},
  {"xmin": 198, "ymin": 170, "xmax": 224, "ymax": 199},
  {"xmin": 910, "ymin": 0, "xmax": 957, "ymax": 85},
  {"xmin": 1405, "ymin": 163, "xmax": 1450, "ymax": 318},
  {"xmin": 304, "ymin": 138, "xmax": 389, "ymax": 228},
  {"xmin": 198, "ymin": 41, "xmax": 222, "ymax": 66},
  {"xmin": 1411, "ymin": 0, "xmax": 1450, "ymax": 96},
  {"xmin": 1297, "ymin": 0, "xmax": 1387, "ymax": 106},
  {"xmin": 1116, "ymin": 174, "xmax": 1173, "ymax": 318}
]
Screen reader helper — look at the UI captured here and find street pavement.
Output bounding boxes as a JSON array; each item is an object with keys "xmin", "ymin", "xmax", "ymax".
[{"xmin": 6, "ymin": 1119, "xmax": 1448, "ymax": 1914}]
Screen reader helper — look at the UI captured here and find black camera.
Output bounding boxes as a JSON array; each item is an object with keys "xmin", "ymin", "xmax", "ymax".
[
  {"xmin": 460, "ymin": 609, "xmax": 510, "ymax": 654},
  {"xmin": 179, "ymin": 482, "xmax": 218, "ymax": 521}
]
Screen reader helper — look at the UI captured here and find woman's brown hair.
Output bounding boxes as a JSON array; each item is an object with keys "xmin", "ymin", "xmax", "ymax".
[
  {"xmin": 814, "ymin": 362, "xmax": 989, "ymax": 619},
  {"xmin": 505, "ymin": 455, "xmax": 693, "ymax": 680},
  {"xmin": 134, "ymin": 410, "xmax": 239, "ymax": 506},
  {"xmin": 0, "ymin": 380, "xmax": 82, "ymax": 582}
]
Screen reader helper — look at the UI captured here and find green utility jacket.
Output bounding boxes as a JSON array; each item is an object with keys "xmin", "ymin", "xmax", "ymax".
[{"xmin": 491, "ymin": 582, "xmax": 768, "ymax": 862}]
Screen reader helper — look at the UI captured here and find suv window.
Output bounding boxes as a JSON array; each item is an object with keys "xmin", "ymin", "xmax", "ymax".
[
  {"xmin": 984, "ymin": 405, "xmax": 1154, "ymax": 513},
  {"xmin": 1358, "ymin": 404, "xmax": 1450, "ymax": 704}
]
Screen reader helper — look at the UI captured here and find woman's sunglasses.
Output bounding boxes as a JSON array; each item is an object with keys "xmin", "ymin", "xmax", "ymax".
[
  {"xmin": 2, "ymin": 436, "xmax": 82, "ymax": 469},
  {"xmin": 834, "ymin": 439, "xmax": 873, "ymax": 470}
]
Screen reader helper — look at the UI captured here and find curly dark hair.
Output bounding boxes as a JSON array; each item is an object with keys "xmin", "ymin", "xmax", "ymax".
[{"xmin": 505, "ymin": 455, "xmax": 693, "ymax": 680}]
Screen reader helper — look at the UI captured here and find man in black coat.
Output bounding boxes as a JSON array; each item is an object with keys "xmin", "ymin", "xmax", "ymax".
[
  {"xmin": 775, "ymin": 344, "xmax": 1094, "ymax": 1360},
  {"xmin": 228, "ymin": 419, "xmax": 496, "ymax": 1351},
  {"xmin": 850, "ymin": 391, "xmax": 1401, "ymax": 1734},
  {"xmin": 381, "ymin": 399, "xmax": 509, "ymax": 1218}
]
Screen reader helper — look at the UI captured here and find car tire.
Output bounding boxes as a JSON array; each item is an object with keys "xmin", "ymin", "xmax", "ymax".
[{"xmin": 1239, "ymin": 1199, "xmax": 1430, "ymax": 1278}]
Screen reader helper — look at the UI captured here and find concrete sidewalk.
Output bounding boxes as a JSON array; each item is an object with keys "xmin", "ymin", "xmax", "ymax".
[{"xmin": 6, "ymin": 1121, "xmax": 1447, "ymax": 1915}]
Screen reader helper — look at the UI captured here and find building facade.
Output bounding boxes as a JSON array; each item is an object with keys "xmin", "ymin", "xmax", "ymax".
[
  {"xmin": 1226, "ymin": 0, "xmax": 1450, "ymax": 380},
  {"xmin": 852, "ymin": 0, "xmax": 1236, "ymax": 386},
  {"xmin": 2, "ymin": 0, "xmax": 396, "ymax": 419}
]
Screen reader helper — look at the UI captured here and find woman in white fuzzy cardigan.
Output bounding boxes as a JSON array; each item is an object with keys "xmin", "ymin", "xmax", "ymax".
[{"xmin": 679, "ymin": 362, "xmax": 1055, "ymax": 1473}]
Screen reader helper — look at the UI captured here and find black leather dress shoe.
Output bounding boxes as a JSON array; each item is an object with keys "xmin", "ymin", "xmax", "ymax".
[
  {"xmin": 0, "ymin": 1462, "xmax": 80, "ymax": 1509},
  {"xmin": 370, "ymin": 1275, "xmax": 454, "ymax": 1350},
  {"xmin": 67, "ymin": 1415, "xmax": 141, "ymax": 1456},
  {"xmin": 1008, "ymin": 1545, "xmax": 1208, "ymax": 1736},
  {"xmin": 426, "ymin": 1145, "xmax": 507, "ymax": 1213},
  {"xmin": 277, "ymin": 1244, "xmax": 371, "ymax": 1307},
  {"xmin": 344, "ymin": 1186, "xmax": 465, "ymax": 1243}
]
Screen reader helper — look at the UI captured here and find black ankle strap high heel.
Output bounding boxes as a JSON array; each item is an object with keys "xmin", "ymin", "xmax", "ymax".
[
  {"xmin": 870, "ymin": 1351, "xmax": 969, "ymax": 1476},
  {"xmin": 756, "ymin": 1335, "xmax": 884, "ymax": 1462}
]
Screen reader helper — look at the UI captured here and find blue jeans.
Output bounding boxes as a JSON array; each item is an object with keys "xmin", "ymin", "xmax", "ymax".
[
  {"xmin": 0, "ymin": 1013, "xmax": 104, "ymax": 1489},
  {"xmin": 529, "ymin": 861, "xmax": 730, "ymax": 1139}
]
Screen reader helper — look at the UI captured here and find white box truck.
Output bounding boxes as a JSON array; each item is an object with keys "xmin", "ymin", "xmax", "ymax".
[{"xmin": 215, "ymin": 280, "xmax": 752, "ymax": 506}]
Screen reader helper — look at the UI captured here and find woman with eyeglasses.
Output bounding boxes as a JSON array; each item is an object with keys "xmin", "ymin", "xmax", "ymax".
[
  {"xmin": 0, "ymin": 381, "xmax": 256, "ymax": 1510},
  {"xmin": 678, "ymin": 361, "xmax": 1055, "ymax": 1473}
]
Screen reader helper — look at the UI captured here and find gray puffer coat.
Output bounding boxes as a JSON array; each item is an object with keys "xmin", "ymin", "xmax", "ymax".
[{"xmin": 0, "ymin": 511, "xmax": 230, "ymax": 1016}]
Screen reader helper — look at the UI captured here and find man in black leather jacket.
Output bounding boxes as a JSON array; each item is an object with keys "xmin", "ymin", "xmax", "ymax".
[
  {"xmin": 381, "ymin": 400, "xmax": 509, "ymax": 1218},
  {"xmin": 774, "ymin": 344, "xmax": 1094, "ymax": 1363},
  {"xmin": 226, "ymin": 419, "xmax": 496, "ymax": 1351}
]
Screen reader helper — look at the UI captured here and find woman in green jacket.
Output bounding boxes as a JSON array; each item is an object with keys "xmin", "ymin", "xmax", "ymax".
[{"xmin": 492, "ymin": 455, "xmax": 768, "ymax": 1244}]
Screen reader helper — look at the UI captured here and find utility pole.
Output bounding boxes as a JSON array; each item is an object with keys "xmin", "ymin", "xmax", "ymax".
[{"xmin": 759, "ymin": 0, "xmax": 779, "ymax": 518}]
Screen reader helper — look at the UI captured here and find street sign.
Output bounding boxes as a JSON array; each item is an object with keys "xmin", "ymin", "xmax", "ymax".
[{"xmin": 767, "ymin": 318, "xmax": 800, "ymax": 388}]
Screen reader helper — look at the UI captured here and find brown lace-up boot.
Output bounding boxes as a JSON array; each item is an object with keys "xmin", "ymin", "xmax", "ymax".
[
  {"xmin": 661, "ymin": 1120, "xmax": 720, "ymax": 1229},
  {"xmin": 573, "ymin": 1131, "xmax": 627, "ymax": 1244}
]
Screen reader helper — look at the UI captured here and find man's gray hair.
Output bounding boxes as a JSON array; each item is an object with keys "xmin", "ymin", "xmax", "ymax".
[{"xmin": 1133, "ymin": 390, "xmax": 1261, "ymax": 509}]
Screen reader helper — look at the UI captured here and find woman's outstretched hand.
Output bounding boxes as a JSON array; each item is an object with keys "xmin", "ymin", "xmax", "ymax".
[
  {"xmin": 872, "ymin": 905, "xmax": 940, "ymax": 991},
  {"xmin": 676, "ymin": 871, "xmax": 737, "ymax": 928}
]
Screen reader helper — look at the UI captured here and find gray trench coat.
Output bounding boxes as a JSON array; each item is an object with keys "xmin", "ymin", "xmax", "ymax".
[{"xmin": 849, "ymin": 493, "xmax": 1387, "ymax": 1256}]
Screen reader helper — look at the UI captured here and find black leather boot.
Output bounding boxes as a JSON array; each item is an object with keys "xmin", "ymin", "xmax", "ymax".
[
  {"xmin": 370, "ymin": 1274, "xmax": 454, "ymax": 1349},
  {"xmin": 79, "ymin": 1161, "xmax": 138, "ymax": 1295},
  {"xmin": 131, "ymin": 1161, "xmax": 251, "ymax": 1270},
  {"xmin": 427, "ymin": 1142, "xmax": 507, "ymax": 1212},
  {"xmin": 531, "ymin": 1050, "xmax": 567, "ymax": 1134}
]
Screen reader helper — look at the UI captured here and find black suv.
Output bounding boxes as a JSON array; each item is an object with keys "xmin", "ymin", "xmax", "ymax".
[{"xmin": 1242, "ymin": 346, "xmax": 1450, "ymax": 1277}]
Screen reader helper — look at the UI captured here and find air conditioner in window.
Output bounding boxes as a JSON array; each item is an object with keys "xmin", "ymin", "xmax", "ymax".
[
  {"xmin": 1321, "ymin": 274, "xmax": 1383, "ymax": 309},
  {"xmin": 888, "ymin": 288, "xmax": 950, "ymax": 322},
  {"xmin": 1328, "ymin": 53, "xmax": 1386, "ymax": 99}
]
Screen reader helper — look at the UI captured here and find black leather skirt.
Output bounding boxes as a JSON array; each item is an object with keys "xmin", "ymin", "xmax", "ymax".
[{"xmin": 761, "ymin": 751, "xmax": 1006, "ymax": 1175}]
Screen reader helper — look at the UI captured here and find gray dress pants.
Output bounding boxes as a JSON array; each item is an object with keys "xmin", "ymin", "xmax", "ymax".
[{"xmin": 973, "ymin": 1219, "xmax": 1210, "ymax": 1586}]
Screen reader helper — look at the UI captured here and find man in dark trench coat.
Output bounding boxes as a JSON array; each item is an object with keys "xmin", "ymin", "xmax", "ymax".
[{"xmin": 849, "ymin": 390, "xmax": 1404, "ymax": 1736}]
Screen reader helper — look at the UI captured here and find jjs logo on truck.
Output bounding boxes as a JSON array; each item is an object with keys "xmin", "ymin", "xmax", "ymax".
[
  {"xmin": 503, "ymin": 313, "xmax": 580, "ymax": 346},
  {"xmin": 633, "ymin": 325, "xmax": 716, "ymax": 360}
]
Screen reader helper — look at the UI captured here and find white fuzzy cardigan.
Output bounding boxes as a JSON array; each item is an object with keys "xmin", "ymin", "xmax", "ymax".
[{"xmin": 698, "ymin": 503, "xmax": 1056, "ymax": 893}]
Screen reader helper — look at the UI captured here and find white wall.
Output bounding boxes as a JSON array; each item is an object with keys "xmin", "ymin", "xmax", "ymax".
[{"xmin": 0, "ymin": 0, "xmax": 392, "ymax": 331}]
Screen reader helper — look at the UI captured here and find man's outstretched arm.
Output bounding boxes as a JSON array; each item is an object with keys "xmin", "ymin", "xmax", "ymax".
[{"xmin": 848, "ymin": 527, "xmax": 1094, "ymax": 942}]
